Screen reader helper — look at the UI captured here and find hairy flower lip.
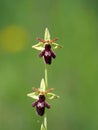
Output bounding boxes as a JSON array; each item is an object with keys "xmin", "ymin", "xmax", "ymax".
[
  {"xmin": 39, "ymin": 44, "xmax": 56, "ymax": 65},
  {"xmin": 32, "ymin": 95, "xmax": 50, "ymax": 116}
]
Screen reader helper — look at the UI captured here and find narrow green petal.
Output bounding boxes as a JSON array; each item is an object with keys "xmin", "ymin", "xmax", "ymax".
[{"xmin": 44, "ymin": 28, "xmax": 50, "ymax": 41}]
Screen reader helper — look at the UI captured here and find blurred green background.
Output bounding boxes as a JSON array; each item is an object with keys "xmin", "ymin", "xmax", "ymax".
[{"xmin": 0, "ymin": 0, "xmax": 97, "ymax": 130}]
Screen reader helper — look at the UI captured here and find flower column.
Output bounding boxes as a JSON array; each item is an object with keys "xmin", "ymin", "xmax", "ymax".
[{"xmin": 27, "ymin": 28, "xmax": 62, "ymax": 130}]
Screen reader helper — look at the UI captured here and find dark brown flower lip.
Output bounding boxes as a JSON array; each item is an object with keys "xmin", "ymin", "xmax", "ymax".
[
  {"xmin": 39, "ymin": 44, "xmax": 56, "ymax": 65},
  {"xmin": 32, "ymin": 95, "xmax": 50, "ymax": 116}
]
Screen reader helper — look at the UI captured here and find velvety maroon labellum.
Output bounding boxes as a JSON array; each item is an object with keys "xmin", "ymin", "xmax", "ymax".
[
  {"xmin": 32, "ymin": 95, "xmax": 50, "ymax": 116},
  {"xmin": 39, "ymin": 44, "xmax": 56, "ymax": 64}
]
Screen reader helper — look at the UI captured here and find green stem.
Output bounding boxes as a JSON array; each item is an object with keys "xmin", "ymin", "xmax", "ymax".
[
  {"xmin": 41, "ymin": 64, "xmax": 48, "ymax": 130},
  {"xmin": 44, "ymin": 113, "xmax": 47, "ymax": 130},
  {"xmin": 45, "ymin": 64, "xmax": 48, "ymax": 89},
  {"xmin": 40, "ymin": 114, "xmax": 47, "ymax": 130},
  {"xmin": 44, "ymin": 64, "xmax": 48, "ymax": 130}
]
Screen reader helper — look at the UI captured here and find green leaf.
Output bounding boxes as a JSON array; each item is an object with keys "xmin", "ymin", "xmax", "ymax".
[
  {"xmin": 40, "ymin": 78, "xmax": 45, "ymax": 92},
  {"xmin": 47, "ymin": 92, "xmax": 60, "ymax": 99},
  {"xmin": 27, "ymin": 92, "xmax": 39, "ymax": 100},
  {"xmin": 44, "ymin": 28, "xmax": 50, "ymax": 41}
]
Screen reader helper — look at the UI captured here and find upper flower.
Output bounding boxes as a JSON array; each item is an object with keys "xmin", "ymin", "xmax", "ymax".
[{"xmin": 32, "ymin": 28, "xmax": 63, "ymax": 64}]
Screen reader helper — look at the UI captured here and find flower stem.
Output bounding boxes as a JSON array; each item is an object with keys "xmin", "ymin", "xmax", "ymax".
[
  {"xmin": 40, "ymin": 64, "xmax": 48, "ymax": 130},
  {"xmin": 40, "ymin": 114, "xmax": 47, "ymax": 130},
  {"xmin": 44, "ymin": 64, "xmax": 48, "ymax": 130},
  {"xmin": 45, "ymin": 64, "xmax": 48, "ymax": 89},
  {"xmin": 44, "ymin": 113, "xmax": 47, "ymax": 130}
]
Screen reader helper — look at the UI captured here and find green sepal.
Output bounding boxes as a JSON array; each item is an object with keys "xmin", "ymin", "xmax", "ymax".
[
  {"xmin": 27, "ymin": 92, "xmax": 39, "ymax": 100},
  {"xmin": 46, "ymin": 92, "xmax": 60, "ymax": 99},
  {"xmin": 32, "ymin": 42, "xmax": 44, "ymax": 51},
  {"xmin": 44, "ymin": 28, "xmax": 50, "ymax": 41},
  {"xmin": 52, "ymin": 42, "xmax": 63, "ymax": 49},
  {"xmin": 40, "ymin": 78, "xmax": 46, "ymax": 92}
]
